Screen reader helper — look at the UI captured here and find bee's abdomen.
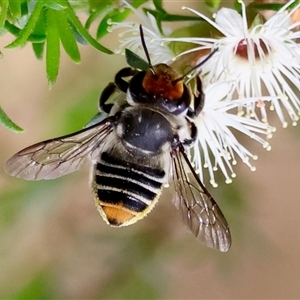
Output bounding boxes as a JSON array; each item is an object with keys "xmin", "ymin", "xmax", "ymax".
[{"xmin": 94, "ymin": 152, "xmax": 165, "ymax": 226}]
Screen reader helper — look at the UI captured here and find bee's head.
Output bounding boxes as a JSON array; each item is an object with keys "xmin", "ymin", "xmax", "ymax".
[
  {"xmin": 130, "ymin": 25, "xmax": 217, "ymax": 114},
  {"xmin": 136, "ymin": 25, "xmax": 186, "ymax": 111},
  {"xmin": 142, "ymin": 63, "xmax": 184, "ymax": 101}
]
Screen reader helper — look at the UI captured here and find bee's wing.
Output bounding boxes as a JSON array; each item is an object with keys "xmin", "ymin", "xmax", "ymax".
[
  {"xmin": 5, "ymin": 118, "xmax": 114, "ymax": 180},
  {"xmin": 171, "ymin": 144, "xmax": 231, "ymax": 252}
]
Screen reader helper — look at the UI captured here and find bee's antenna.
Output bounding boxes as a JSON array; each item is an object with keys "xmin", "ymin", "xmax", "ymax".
[
  {"xmin": 172, "ymin": 48, "xmax": 218, "ymax": 85},
  {"xmin": 139, "ymin": 25, "xmax": 156, "ymax": 75}
]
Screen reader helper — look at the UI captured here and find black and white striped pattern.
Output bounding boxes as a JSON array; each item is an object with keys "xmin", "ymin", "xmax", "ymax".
[{"xmin": 94, "ymin": 152, "xmax": 165, "ymax": 222}]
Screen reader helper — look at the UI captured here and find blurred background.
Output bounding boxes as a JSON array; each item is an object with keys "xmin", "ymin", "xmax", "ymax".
[{"xmin": 1, "ymin": 2, "xmax": 300, "ymax": 299}]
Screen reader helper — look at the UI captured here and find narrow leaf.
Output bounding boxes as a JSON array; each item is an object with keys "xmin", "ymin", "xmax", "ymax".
[
  {"xmin": 46, "ymin": 8, "xmax": 60, "ymax": 85},
  {"xmin": 96, "ymin": 0, "xmax": 148, "ymax": 39},
  {"xmin": 60, "ymin": 0, "xmax": 113, "ymax": 54},
  {"xmin": 69, "ymin": 22, "xmax": 87, "ymax": 45},
  {"xmin": 56, "ymin": 10, "xmax": 80, "ymax": 63},
  {"xmin": 0, "ymin": 106, "xmax": 24, "ymax": 132},
  {"xmin": 144, "ymin": 9, "xmax": 202, "ymax": 22},
  {"xmin": 252, "ymin": 3, "xmax": 286, "ymax": 11},
  {"xmin": 144, "ymin": 8, "xmax": 202, "ymax": 33},
  {"xmin": 125, "ymin": 48, "xmax": 148, "ymax": 70},
  {"xmin": 8, "ymin": 0, "xmax": 21, "ymax": 18},
  {"xmin": 153, "ymin": 0, "xmax": 165, "ymax": 12},
  {"xmin": 131, "ymin": 0, "xmax": 148, "ymax": 7},
  {"xmin": 96, "ymin": 9, "xmax": 129, "ymax": 39},
  {"xmin": 0, "ymin": 0, "xmax": 9, "ymax": 32},
  {"xmin": 85, "ymin": 1, "xmax": 113, "ymax": 29},
  {"xmin": 205, "ymin": 0, "xmax": 221, "ymax": 10},
  {"xmin": 88, "ymin": 0, "xmax": 113, "ymax": 11},
  {"xmin": 4, "ymin": 21, "xmax": 46, "ymax": 42},
  {"xmin": 5, "ymin": 0, "xmax": 43, "ymax": 48},
  {"xmin": 26, "ymin": 3, "xmax": 46, "ymax": 59},
  {"xmin": 44, "ymin": 0, "xmax": 67, "ymax": 10},
  {"xmin": 32, "ymin": 42, "xmax": 44, "ymax": 60}
]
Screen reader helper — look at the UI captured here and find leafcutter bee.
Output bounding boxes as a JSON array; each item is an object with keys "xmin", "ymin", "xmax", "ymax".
[{"xmin": 5, "ymin": 26, "xmax": 231, "ymax": 252}]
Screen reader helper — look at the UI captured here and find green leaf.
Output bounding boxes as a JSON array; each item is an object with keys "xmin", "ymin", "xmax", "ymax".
[
  {"xmin": 153, "ymin": 0, "xmax": 165, "ymax": 12},
  {"xmin": 44, "ymin": 0, "xmax": 67, "ymax": 10},
  {"xmin": 85, "ymin": 0, "xmax": 113, "ymax": 29},
  {"xmin": 69, "ymin": 21, "xmax": 87, "ymax": 45},
  {"xmin": 205, "ymin": 0, "xmax": 221, "ymax": 10},
  {"xmin": 95, "ymin": 0, "xmax": 147, "ymax": 39},
  {"xmin": 131, "ymin": 0, "xmax": 148, "ymax": 7},
  {"xmin": 0, "ymin": 0, "xmax": 9, "ymax": 32},
  {"xmin": 5, "ymin": 0, "xmax": 44, "ymax": 48},
  {"xmin": 88, "ymin": 0, "xmax": 113, "ymax": 11},
  {"xmin": 4, "ymin": 21, "xmax": 46, "ymax": 42},
  {"xmin": 144, "ymin": 8, "xmax": 201, "ymax": 22},
  {"xmin": 60, "ymin": 0, "xmax": 113, "ymax": 54},
  {"xmin": 125, "ymin": 48, "xmax": 148, "ymax": 70},
  {"xmin": 233, "ymin": 0, "xmax": 242, "ymax": 11},
  {"xmin": 32, "ymin": 42, "xmax": 44, "ymax": 59},
  {"xmin": 30, "ymin": 3, "xmax": 46, "ymax": 36},
  {"xmin": 251, "ymin": 3, "xmax": 288, "ymax": 11},
  {"xmin": 96, "ymin": 8, "xmax": 130, "ymax": 39},
  {"xmin": 0, "ymin": 105, "xmax": 24, "ymax": 132},
  {"xmin": 46, "ymin": 8, "xmax": 60, "ymax": 85},
  {"xmin": 26, "ymin": 3, "xmax": 47, "ymax": 62},
  {"xmin": 144, "ymin": 8, "xmax": 201, "ymax": 33},
  {"xmin": 8, "ymin": 0, "xmax": 22, "ymax": 18},
  {"xmin": 56, "ymin": 10, "xmax": 81, "ymax": 63}
]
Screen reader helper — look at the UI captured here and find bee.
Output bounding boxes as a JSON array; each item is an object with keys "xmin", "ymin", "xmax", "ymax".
[{"xmin": 5, "ymin": 26, "xmax": 231, "ymax": 252}]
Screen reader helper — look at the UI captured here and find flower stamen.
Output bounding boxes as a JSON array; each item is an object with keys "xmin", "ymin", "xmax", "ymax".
[{"xmin": 235, "ymin": 38, "xmax": 269, "ymax": 60}]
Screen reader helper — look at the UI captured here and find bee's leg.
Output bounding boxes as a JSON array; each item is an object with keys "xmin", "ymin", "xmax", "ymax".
[
  {"xmin": 187, "ymin": 76, "xmax": 205, "ymax": 119},
  {"xmin": 182, "ymin": 122, "xmax": 198, "ymax": 146},
  {"xmin": 115, "ymin": 67, "xmax": 138, "ymax": 92},
  {"xmin": 99, "ymin": 68, "xmax": 139, "ymax": 114},
  {"xmin": 99, "ymin": 82, "xmax": 117, "ymax": 114}
]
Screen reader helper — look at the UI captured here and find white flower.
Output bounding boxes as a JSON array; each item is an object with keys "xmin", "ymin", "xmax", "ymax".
[
  {"xmin": 109, "ymin": 1, "xmax": 173, "ymax": 64},
  {"xmin": 162, "ymin": 0, "xmax": 300, "ymax": 127},
  {"xmin": 190, "ymin": 81, "xmax": 274, "ymax": 187}
]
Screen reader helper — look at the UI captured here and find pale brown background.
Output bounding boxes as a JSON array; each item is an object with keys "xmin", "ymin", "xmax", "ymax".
[{"xmin": 1, "ymin": 2, "xmax": 300, "ymax": 299}]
